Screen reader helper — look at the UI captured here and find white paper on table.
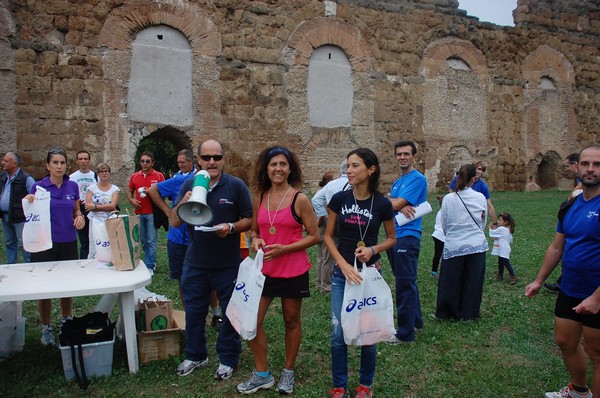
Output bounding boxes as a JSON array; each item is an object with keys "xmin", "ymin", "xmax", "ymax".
[
  {"xmin": 194, "ymin": 225, "xmax": 222, "ymax": 232},
  {"xmin": 394, "ymin": 201, "xmax": 433, "ymax": 227}
]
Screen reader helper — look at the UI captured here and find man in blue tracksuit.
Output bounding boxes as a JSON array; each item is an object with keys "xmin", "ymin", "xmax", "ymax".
[{"xmin": 387, "ymin": 140, "xmax": 428, "ymax": 343}]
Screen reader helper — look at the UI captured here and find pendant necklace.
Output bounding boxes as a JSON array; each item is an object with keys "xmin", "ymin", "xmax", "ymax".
[
  {"xmin": 353, "ymin": 191, "xmax": 374, "ymax": 248},
  {"xmin": 267, "ymin": 185, "xmax": 292, "ymax": 235}
]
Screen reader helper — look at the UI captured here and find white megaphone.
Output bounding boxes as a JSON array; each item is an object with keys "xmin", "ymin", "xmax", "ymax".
[{"xmin": 177, "ymin": 170, "xmax": 214, "ymax": 226}]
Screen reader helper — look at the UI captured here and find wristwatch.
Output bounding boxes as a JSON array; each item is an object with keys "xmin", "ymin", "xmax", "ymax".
[{"xmin": 228, "ymin": 223, "xmax": 235, "ymax": 235}]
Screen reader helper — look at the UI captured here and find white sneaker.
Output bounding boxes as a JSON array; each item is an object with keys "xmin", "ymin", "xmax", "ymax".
[
  {"xmin": 176, "ymin": 357, "xmax": 208, "ymax": 376},
  {"xmin": 545, "ymin": 383, "xmax": 593, "ymax": 398},
  {"xmin": 214, "ymin": 363, "xmax": 234, "ymax": 380},
  {"xmin": 40, "ymin": 324, "xmax": 55, "ymax": 347}
]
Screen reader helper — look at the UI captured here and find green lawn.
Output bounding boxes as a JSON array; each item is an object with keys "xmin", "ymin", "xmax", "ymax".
[{"xmin": 0, "ymin": 190, "xmax": 585, "ymax": 397}]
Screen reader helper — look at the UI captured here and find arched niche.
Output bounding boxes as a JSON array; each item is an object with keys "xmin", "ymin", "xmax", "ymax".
[
  {"xmin": 307, "ymin": 45, "xmax": 353, "ymax": 128},
  {"xmin": 127, "ymin": 26, "xmax": 193, "ymax": 126},
  {"xmin": 418, "ymin": 38, "xmax": 490, "ymax": 191},
  {"xmin": 535, "ymin": 150, "xmax": 563, "ymax": 190},
  {"xmin": 97, "ymin": 1, "xmax": 221, "ymax": 183},
  {"xmin": 522, "ymin": 45, "xmax": 576, "ymax": 164},
  {"xmin": 284, "ymin": 17, "xmax": 373, "ymax": 190}
]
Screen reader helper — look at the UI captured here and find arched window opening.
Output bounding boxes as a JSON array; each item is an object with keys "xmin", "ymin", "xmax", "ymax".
[
  {"xmin": 539, "ymin": 76, "xmax": 556, "ymax": 90},
  {"xmin": 446, "ymin": 57, "xmax": 471, "ymax": 71},
  {"xmin": 127, "ymin": 25, "xmax": 193, "ymax": 126},
  {"xmin": 307, "ymin": 45, "xmax": 353, "ymax": 128}
]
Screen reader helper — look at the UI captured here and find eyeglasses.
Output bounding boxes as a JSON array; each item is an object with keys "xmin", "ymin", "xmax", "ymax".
[
  {"xmin": 199, "ymin": 155, "xmax": 223, "ymax": 161},
  {"xmin": 98, "ymin": 170, "xmax": 110, "ymax": 173},
  {"xmin": 140, "ymin": 159, "xmax": 152, "ymax": 164}
]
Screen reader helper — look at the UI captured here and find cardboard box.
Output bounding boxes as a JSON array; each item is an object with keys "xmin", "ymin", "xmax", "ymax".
[
  {"xmin": 137, "ymin": 317, "xmax": 181, "ymax": 364},
  {"xmin": 59, "ymin": 336, "xmax": 115, "ymax": 381},
  {"xmin": 172, "ymin": 309, "xmax": 186, "ymax": 330}
]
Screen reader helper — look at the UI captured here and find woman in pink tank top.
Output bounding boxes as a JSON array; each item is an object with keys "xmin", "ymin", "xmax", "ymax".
[{"xmin": 237, "ymin": 146, "xmax": 319, "ymax": 395}]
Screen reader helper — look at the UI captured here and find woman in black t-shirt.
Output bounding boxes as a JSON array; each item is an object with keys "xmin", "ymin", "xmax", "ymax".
[{"xmin": 324, "ymin": 147, "xmax": 396, "ymax": 398}]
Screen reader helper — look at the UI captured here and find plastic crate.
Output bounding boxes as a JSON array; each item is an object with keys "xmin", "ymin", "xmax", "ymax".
[{"xmin": 59, "ymin": 335, "xmax": 114, "ymax": 381}]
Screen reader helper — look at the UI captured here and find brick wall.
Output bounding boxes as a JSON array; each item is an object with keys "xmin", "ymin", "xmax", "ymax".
[{"xmin": 1, "ymin": 0, "xmax": 598, "ymax": 193}]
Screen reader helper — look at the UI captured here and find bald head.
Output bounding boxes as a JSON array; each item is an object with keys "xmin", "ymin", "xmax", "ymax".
[{"xmin": 198, "ymin": 139, "xmax": 225, "ymax": 183}]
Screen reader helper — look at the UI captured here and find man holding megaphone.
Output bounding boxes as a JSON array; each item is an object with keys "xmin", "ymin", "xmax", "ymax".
[{"xmin": 169, "ymin": 139, "xmax": 253, "ymax": 381}]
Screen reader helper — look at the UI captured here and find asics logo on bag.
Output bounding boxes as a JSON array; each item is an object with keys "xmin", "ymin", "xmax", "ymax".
[
  {"xmin": 24, "ymin": 213, "xmax": 40, "ymax": 222},
  {"xmin": 235, "ymin": 282, "xmax": 250, "ymax": 302},
  {"xmin": 345, "ymin": 297, "xmax": 378, "ymax": 312},
  {"xmin": 95, "ymin": 240, "xmax": 110, "ymax": 247}
]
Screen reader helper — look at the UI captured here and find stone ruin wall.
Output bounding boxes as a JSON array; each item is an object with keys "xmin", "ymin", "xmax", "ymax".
[{"xmin": 0, "ymin": 0, "xmax": 598, "ymax": 193}]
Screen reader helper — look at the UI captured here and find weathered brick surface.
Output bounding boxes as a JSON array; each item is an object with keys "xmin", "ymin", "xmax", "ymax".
[{"xmin": 1, "ymin": 0, "xmax": 598, "ymax": 193}]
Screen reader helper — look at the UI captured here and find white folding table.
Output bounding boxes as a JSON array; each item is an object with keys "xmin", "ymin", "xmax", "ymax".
[{"xmin": 0, "ymin": 259, "xmax": 151, "ymax": 373}]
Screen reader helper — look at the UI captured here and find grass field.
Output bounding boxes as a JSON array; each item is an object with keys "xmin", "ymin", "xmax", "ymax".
[{"xmin": 0, "ymin": 190, "xmax": 588, "ymax": 397}]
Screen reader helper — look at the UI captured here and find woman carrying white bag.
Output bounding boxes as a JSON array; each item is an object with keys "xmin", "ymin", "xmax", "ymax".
[
  {"xmin": 324, "ymin": 148, "xmax": 396, "ymax": 398},
  {"xmin": 24, "ymin": 148, "xmax": 86, "ymax": 347},
  {"xmin": 84, "ymin": 162, "xmax": 120, "ymax": 262}
]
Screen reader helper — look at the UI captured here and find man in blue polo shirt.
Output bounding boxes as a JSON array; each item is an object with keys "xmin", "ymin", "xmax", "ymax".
[
  {"xmin": 170, "ymin": 139, "xmax": 252, "ymax": 381},
  {"xmin": 147, "ymin": 149, "xmax": 224, "ymax": 328},
  {"xmin": 387, "ymin": 140, "xmax": 428, "ymax": 344},
  {"xmin": 525, "ymin": 145, "xmax": 600, "ymax": 398},
  {"xmin": 147, "ymin": 149, "xmax": 196, "ymax": 283}
]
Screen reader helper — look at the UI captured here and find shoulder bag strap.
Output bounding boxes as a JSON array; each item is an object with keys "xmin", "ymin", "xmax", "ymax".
[
  {"xmin": 70, "ymin": 343, "xmax": 89, "ymax": 389},
  {"xmin": 455, "ymin": 192, "xmax": 482, "ymax": 230}
]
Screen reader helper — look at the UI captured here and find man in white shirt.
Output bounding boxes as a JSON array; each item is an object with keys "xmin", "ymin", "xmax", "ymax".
[
  {"xmin": 69, "ymin": 150, "xmax": 97, "ymax": 259},
  {"xmin": 311, "ymin": 160, "xmax": 349, "ymax": 292}
]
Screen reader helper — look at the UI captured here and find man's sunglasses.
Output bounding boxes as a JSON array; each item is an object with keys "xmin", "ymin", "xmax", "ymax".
[
  {"xmin": 140, "ymin": 159, "xmax": 152, "ymax": 163},
  {"xmin": 199, "ymin": 155, "xmax": 223, "ymax": 161}
]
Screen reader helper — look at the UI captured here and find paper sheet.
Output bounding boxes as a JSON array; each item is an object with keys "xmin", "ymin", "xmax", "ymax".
[{"xmin": 395, "ymin": 201, "xmax": 433, "ymax": 226}]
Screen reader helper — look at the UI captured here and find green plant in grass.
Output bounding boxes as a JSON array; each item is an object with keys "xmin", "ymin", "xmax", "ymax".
[{"xmin": 0, "ymin": 191, "xmax": 587, "ymax": 397}]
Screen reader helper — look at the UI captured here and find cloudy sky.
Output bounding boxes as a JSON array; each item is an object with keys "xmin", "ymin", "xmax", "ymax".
[{"xmin": 458, "ymin": 0, "xmax": 518, "ymax": 26}]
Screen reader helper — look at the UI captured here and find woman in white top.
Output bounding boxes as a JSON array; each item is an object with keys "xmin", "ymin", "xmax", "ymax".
[
  {"xmin": 430, "ymin": 195, "xmax": 445, "ymax": 278},
  {"xmin": 436, "ymin": 164, "xmax": 488, "ymax": 321},
  {"xmin": 85, "ymin": 163, "xmax": 120, "ymax": 259}
]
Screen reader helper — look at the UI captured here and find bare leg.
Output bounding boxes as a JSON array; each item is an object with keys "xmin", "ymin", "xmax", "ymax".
[
  {"xmin": 554, "ymin": 317, "xmax": 588, "ymax": 388},
  {"xmin": 60, "ymin": 297, "xmax": 73, "ymax": 317},
  {"xmin": 38, "ymin": 299, "xmax": 51, "ymax": 324},
  {"xmin": 583, "ymin": 325, "xmax": 600, "ymax": 394},
  {"xmin": 281, "ymin": 298, "xmax": 303, "ymax": 370},
  {"xmin": 247, "ymin": 296, "xmax": 274, "ymax": 372}
]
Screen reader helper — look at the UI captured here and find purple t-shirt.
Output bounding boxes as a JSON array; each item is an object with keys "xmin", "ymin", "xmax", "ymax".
[{"xmin": 31, "ymin": 176, "xmax": 79, "ymax": 243}]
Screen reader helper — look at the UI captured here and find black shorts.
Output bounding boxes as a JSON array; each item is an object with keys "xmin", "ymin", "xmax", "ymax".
[
  {"xmin": 554, "ymin": 291, "xmax": 600, "ymax": 329},
  {"xmin": 30, "ymin": 241, "xmax": 78, "ymax": 263},
  {"xmin": 262, "ymin": 271, "xmax": 310, "ymax": 299}
]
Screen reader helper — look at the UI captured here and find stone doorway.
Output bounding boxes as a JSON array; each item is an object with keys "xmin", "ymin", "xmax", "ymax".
[
  {"xmin": 134, "ymin": 127, "xmax": 192, "ymax": 178},
  {"xmin": 536, "ymin": 151, "xmax": 563, "ymax": 189}
]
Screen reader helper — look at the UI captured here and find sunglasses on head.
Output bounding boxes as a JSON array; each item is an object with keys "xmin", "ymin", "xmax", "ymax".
[
  {"xmin": 200, "ymin": 155, "xmax": 223, "ymax": 161},
  {"xmin": 140, "ymin": 159, "xmax": 152, "ymax": 163}
]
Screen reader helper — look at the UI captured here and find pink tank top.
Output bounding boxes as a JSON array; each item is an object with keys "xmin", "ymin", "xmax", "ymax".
[{"xmin": 257, "ymin": 192, "xmax": 311, "ymax": 278}]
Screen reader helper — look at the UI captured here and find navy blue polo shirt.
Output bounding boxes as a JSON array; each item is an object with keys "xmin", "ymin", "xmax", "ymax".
[{"xmin": 176, "ymin": 173, "xmax": 252, "ymax": 269}]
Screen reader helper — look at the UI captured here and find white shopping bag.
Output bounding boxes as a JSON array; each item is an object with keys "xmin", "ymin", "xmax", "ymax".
[
  {"xmin": 341, "ymin": 259, "xmax": 396, "ymax": 346},
  {"xmin": 91, "ymin": 217, "xmax": 112, "ymax": 263},
  {"xmin": 226, "ymin": 249, "xmax": 265, "ymax": 340},
  {"xmin": 21, "ymin": 186, "xmax": 52, "ymax": 253}
]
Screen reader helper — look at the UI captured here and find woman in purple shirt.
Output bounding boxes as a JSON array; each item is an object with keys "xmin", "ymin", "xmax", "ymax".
[{"xmin": 25, "ymin": 148, "xmax": 85, "ymax": 346}]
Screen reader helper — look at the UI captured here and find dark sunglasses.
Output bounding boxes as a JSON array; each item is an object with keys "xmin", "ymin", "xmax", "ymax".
[
  {"xmin": 140, "ymin": 159, "xmax": 152, "ymax": 163},
  {"xmin": 200, "ymin": 155, "xmax": 223, "ymax": 161}
]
